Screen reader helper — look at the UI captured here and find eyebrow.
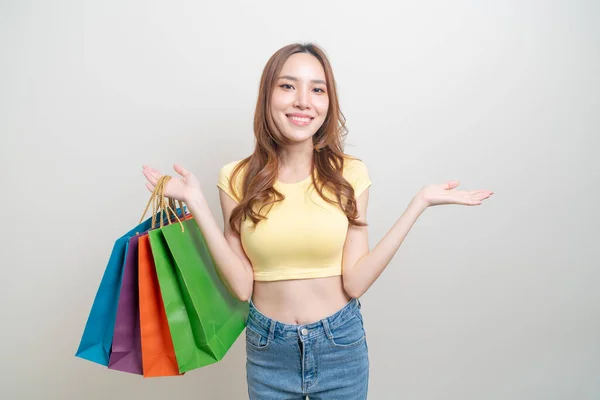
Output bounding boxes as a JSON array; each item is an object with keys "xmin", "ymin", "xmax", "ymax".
[{"xmin": 277, "ymin": 75, "xmax": 326, "ymax": 85}]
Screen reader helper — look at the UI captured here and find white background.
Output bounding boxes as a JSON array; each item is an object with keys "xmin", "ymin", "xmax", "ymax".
[{"xmin": 1, "ymin": 0, "xmax": 598, "ymax": 398}]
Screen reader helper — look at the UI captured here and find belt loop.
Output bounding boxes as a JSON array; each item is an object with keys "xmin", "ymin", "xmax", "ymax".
[
  {"xmin": 321, "ymin": 318, "xmax": 333, "ymax": 339},
  {"xmin": 268, "ymin": 320, "xmax": 276, "ymax": 341}
]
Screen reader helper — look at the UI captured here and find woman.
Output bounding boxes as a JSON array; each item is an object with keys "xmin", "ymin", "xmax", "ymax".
[{"xmin": 142, "ymin": 43, "xmax": 493, "ymax": 399}]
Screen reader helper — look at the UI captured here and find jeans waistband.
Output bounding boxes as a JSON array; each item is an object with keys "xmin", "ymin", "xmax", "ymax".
[{"xmin": 247, "ymin": 297, "xmax": 361, "ymax": 340}]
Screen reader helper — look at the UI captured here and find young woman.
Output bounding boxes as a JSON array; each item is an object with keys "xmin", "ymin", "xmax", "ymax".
[{"xmin": 142, "ymin": 43, "xmax": 493, "ymax": 399}]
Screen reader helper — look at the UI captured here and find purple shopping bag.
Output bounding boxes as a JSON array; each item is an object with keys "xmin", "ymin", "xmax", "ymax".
[{"xmin": 108, "ymin": 235, "xmax": 143, "ymax": 375}]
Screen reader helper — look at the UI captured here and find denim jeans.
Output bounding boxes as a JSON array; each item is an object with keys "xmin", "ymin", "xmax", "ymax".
[{"xmin": 245, "ymin": 297, "xmax": 369, "ymax": 399}]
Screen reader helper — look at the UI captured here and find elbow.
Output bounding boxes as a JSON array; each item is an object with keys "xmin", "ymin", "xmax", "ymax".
[
  {"xmin": 345, "ymin": 287, "xmax": 365, "ymax": 300},
  {"xmin": 233, "ymin": 278, "xmax": 254, "ymax": 302},
  {"xmin": 219, "ymin": 261, "xmax": 253, "ymax": 302},
  {"xmin": 343, "ymin": 275, "xmax": 364, "ymax": 299},
  {"xmin": 236, "ymin": 289, "xmax": 252, "ymax": 303}
]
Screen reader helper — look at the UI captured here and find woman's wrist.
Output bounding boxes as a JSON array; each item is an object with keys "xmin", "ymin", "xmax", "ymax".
[
  {"xmin": 183, "ymin": 187, "xmax": 206, "ymax": 206},
  {"xmin": 409, "ymin": 193, "xmax": 430, "ymax": 214}
]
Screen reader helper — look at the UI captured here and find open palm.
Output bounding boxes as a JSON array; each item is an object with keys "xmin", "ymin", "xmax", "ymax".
[
  {"xmin": 419, "ymin": 180, "xmax": 494, "ymax": 207},
  {"xmin": 142, "ymin": 164, "xmax": 203, "ymax": 202}
]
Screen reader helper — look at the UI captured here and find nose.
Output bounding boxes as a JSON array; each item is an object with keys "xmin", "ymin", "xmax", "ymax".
[{"xmin": 293, "ymin": 87, "xmax": 311, "ymax": 110}]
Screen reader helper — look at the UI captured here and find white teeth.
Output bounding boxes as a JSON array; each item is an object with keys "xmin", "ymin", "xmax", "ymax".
[{"xmin": 289, "ymin": 116, "xmax": 310, "ymax": 122}]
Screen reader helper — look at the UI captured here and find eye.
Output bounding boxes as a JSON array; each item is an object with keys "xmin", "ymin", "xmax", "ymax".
[
  {"xmin": 313, "ymin": 87, "xmax": 326, "ymax": 93},
  {"xmin": 280, "ymin": 84, "xmax": 294, "ymax": 90}
]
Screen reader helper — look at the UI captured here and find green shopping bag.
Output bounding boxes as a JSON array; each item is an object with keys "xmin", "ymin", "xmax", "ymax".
[{"xmin": 149, "ymin": 217, "xmax": 249, "ymax": 373}]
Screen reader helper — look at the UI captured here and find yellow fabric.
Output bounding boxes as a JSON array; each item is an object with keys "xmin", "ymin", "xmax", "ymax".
[{"xmin": 217, "ymin": 156, "xmax": 371, "ymax": 282}]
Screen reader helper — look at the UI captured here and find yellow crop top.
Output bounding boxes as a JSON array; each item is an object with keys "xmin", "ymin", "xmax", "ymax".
[{"xmin": 216, "ymin": 156, "xmax": 371, "ymax": 282}]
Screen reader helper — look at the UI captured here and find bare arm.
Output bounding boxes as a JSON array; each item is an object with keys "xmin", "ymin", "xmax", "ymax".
[
  {"xmin": 342, "ymin": 190, "xmax": 427, "ymax": 298},
  {"xmin": 342, "ymin": 181, "xmax": 493, "ymax": 298},
  {"xmin": 184, "ymin": 189, "xmax": 254, "ymax": 301},
  {"xmin": 142, "ymin": 164, "xmax": 254, "ymax": 301}
]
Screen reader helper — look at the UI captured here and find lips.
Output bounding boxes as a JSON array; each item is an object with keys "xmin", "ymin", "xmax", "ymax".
[{"xmin": 286, "ymin": 114, "xmax": 313, "ymax": 126}]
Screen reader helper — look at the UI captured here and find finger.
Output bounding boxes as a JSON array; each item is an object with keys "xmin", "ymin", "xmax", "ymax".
[
  {"xmin": 468, "ymin": 190, "xmax": 486, "ymax": 196},
  {"xmin": 148, "ymin": 166, "xmax": 163, "ymax": 177},
  {"xmin": 173, "ymin": 164, "xmax": 189, "ymax": 177},
  {"xmin": 466, "ymin": 190, "xmax": 491, "ymax": 199},
  {"xmin": 445, "ymin": 180, "xmax": 460, "ymax": 190},
  {"xmin": 455, "ymin": 191, "xmax": 476, "ymax": 200},
  {"xmin": 464, "ymin": 198, "xmax": 482, "ymax": 206},
  {"xmin": 143, "ymin": 165, "xmax": 163, "ymax": 176},
  {"xmin": 457, "ymin": 193, "xmax": 483, "ymax": 204},
  {"xmin": 468, "ymin": 192, "xmax": 486, "ymax": 200},
  {"xmin": 142, "ymin": 167, "xmax": 160, "ymax": 185},
  {"xmin": 146, "ymin": 182, "xmax": 155, "ymax": 193}
]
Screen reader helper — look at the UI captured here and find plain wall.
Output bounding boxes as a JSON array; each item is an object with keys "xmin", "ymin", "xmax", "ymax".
[{"xmin": 1, "ymin": 0, "xmax": 598, "ymax": 399}]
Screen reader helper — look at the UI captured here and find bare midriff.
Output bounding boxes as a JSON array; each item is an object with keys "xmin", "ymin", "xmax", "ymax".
[{"xmin": 250, "ymin": 275, "xmax": 352, "ymax": 325}]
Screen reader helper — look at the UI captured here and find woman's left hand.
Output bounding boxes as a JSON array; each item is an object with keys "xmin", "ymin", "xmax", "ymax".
[{"xmin": 417, "ymin": 180, "xmax": 494, "ymax": 207}]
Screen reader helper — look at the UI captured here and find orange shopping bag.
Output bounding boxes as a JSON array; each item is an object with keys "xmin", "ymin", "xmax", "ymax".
[{"xmin": 138, "ymin": 234, "xmax": 182, "ymax": 377}]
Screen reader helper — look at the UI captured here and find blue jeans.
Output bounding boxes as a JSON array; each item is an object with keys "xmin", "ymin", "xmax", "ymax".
[{"xmin": 245, "ymin": 297, "xmax": 369, "ymax": 399}]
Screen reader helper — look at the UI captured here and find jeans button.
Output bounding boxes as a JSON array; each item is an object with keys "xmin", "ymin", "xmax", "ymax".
[{"xmin": 301, "ymin": 328, "xmax": 308, "ymax": 335}]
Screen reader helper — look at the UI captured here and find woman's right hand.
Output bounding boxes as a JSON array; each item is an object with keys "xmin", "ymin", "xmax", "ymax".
[{"xmin": 142, "ymin": 164, "xmax": 204, "ymax": 203}]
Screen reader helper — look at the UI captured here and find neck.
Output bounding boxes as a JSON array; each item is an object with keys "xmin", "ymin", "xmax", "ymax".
[{"xmin": 279, "ymin": 140, "xmax": 314, "ymax": 171}]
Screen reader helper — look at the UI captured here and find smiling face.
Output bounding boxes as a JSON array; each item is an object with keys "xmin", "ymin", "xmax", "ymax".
[{"xmin": 270, "ymin": 52, "xmax": 330, "ymax": 144}]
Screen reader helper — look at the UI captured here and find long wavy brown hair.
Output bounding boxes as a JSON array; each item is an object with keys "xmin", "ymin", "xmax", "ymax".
[{"xmin": 228, "ymin": 43, "xmax": 367, "ymax": 235}]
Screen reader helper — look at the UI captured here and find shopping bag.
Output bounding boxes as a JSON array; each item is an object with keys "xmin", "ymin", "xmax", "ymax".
[
  {"xmin": 149, "ymin": 217, "xmax": 249, "ymax": 373},
  {"xmin": 75, "ymin": 218, "xmax": 153, "ymax": 366},
  {"xmin": 138, "ymin": 233, "xmax": 182, "ymax": 377},
  {"xmin": 106, "ymin": 201, "xmax": 188, "ymax": 375},
  {"xmin": 107, "ymin": 234, "xmax": 143, "ymax": 374}
]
